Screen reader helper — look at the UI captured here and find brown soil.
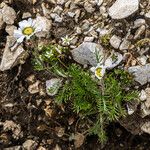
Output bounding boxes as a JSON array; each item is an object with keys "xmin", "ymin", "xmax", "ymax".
[{"xmin": 0, "ymin": 60, "xmax": 150, "ymax": 150}]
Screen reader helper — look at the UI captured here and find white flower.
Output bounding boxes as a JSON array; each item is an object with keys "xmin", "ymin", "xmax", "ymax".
[
  {"xmin": 105, "ymin": 52, "xmax": 123, "ymax": 69},
  {"xmin": 61, "ymin": 35, "xmax": 73, "ymax": 45},
  {"xmin": 14, "ymin": 18, "xmax": 42, "ymax": 43},
  {"xmin": 90, "ymin": 63, "xmax": 106, "ymax": 80}
]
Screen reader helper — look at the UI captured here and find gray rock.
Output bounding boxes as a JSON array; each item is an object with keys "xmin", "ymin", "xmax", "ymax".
[
  {"xmin": 57, "ymin": 0, "xmax": 65, "ymax": 5},
  {"xmin": 22, "ymin": 12, "xmax": 32, "ymax": 19},
  {"xmin": 104, "ymin": 52, "xmax": 123, "ymax": 69},
  {"xmin": 41, "ymin": 3, "xmax": 51, "ymax": 18},
  {"xmin": 4, "ymin": 146, "xmax": 22, "ymax": 150},
  {"xmin": 84, "ymin": 36, "xmax": 94, "ymax": 42},
  {"xmin": 0, "ymin": 12, "xmax": 4, "ymax": 29},
  {"xmin": 134, "ymin": 25, "xmax": 146, "ymax": 39},
  {"xmin": 81, "ymin": 20, "xmax": 90, "ymax": 31},
  {"xmin": 119, "ymin": 39, "xmax": 131, "ymax": 50},
  {"xmin": 28, "ymin": 81, "xmax": 40, "ymax": 94},
  {"xmin": 71, "ymin": 42, "xmax": 104, "ymax": 66},
  {"xmin": 84, "ymin": 1, "xmax": 95, "ymax": 13},
  {"xmin": 1, "ymin": 4, "xmax": 16, "ymax": 24},
  {"xmin": 110, "ymin": 35, "xmax": 121, "ymax": 49},
  {"xmin": 145, "ymin": 11, "xmax": 150, "ymax": 19},
  {"xmin": 0, "ymin": 36, "xmax": 27, "ymax": 71},
  {"xmin": 96, "ymin": 28, "xmax": 109, "ymax": 36},
  {"xmin": 74, "ymin": 9, "xmax": 81, "ymax": 23},
  {"xmin": 140, "ymin": 90, "xmax": 147, "ymax": 102},
  {"xmin": 137, "ymin": 56, "xmax": 147, "ymax": 65},
  {"xmin": 108, "ymin": 0, "xmax": 139, "ymax": 19},
  {"xmin": 23, "ymin": 140, "xmax": 38, "ymax": 150},
  {"xmin": 0, "ymin": 120, "xmax": 22, "ymax": 139},
  {"xmin": 50, "ymin": 13, "xmax": 63, "ymax": 23},
  {"xmin": 141, "ymin": 88, "xmax": 150, "ymax": 118},
  {"xmin": 100, "ymin": 6, "xmax": 107, "ymax": 14},
  {"xmin": 126, "ymin": 104, "xmax": 135, "ymax": 115},
  {"xmin": 46, "ymin": 78, "xmax": 62, "ymax": 96},
  {"xmin": 141, "ymin": 122, "xmax": 150, "ymax": 134},
  {"xmin": 95, "ymin": 0, "xmax": 103, "ymax": 6},
  {"xmin": 35, "ymin": 16, "xmax": 52, "ymax": 38},
  {"xmin": 134, "ymin": 18, "xmax": 146, "ymax": 28},
  {"xmin": 5, "ymin": 25, "xmax": 17, "ymax": 36},
  {"xmin": 53, "ymin": 6, "xmax": 63, "ymax": 15},
  {"xmin": 67, "ymin": 12, "xmax": 75, "ymax": 18},
  {"xmin": 128, "ymin": 64, "xmax": 150, "ymax": 85},
  {"xmin": 54, "ymin": 144, "xmax": 61, "ymax": 150}
]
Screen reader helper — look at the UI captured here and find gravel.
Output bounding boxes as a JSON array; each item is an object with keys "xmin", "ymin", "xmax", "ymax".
[{"xmin": 108, "ymin": 0, "xmax": 139, "ymax": 19}]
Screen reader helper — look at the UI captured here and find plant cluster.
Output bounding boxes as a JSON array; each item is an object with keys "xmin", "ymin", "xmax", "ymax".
[
  {"xmin": 56, "ymin": 64, "xmax": 138, "ymax": 143},
  {"xmin": 100, "ymin": 34, "xmax": 111, "ymax": 47},
  {"xmin": 32, "ymin": 44, "xmax": 68, "ymax": 73},
  {"xmin": 32, "ymin": 44, "xmax": 138, "ymax": 144}
]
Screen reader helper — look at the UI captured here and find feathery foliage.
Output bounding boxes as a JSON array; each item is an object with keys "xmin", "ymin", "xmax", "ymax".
[
  {"xmin": 32, "ymin": 44, "xmax": 138, "ymax": 144},
  {"xmin": 56, "ymin": 64, "xmax": 138, "ymax": 144}
]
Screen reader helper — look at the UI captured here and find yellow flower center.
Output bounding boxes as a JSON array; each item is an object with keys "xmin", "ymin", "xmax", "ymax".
[
  {"xmin": 23, "ymin": 27, "xmax": 34, "ymax": 35},
  {"xmin": 95, "ymin": 68, "xmax": 102, "ymax": 77}
]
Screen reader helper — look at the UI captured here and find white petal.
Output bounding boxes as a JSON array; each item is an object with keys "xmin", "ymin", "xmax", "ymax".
[
  {"xmin": 90, "ymin": 67, "xmax": 96, "ymax": 72},
  {"xmin": 19, "ymin": 18, "xmax": 34, "ymax": 30},
  {"xmin": 32, "ymin": 19, "xmax": 36, "ymax": 26},
  {"xmin": 14, "ymin": 29, "xmax": 23, "ymax": 39},
  {"xmin": 105, "ymin": 58, "xmax": 113, "ymax": 68},
  {"xmin": 25, "ymin": 33, "xmax": 34, "ymax": 39},
  {"xmin": 26, "ymin": 36, "xmax": 30, "ymax": 40},
  {"xmin": 19, "ymin": 20, "xmax": 28, "ymax": 29},
  {"xmin": 97, "ymin": 63, "xmax": 102, "ymax": 67},
  {"xmin": 61, "ymin": 37, "xmax": 64, "ymax": 41},
  {"xmin": 27, "ymin": 18, "xmax": 33, "ymax": 26},
  {"xmin": 17, "ymin": 36, "xmax": 25, "ymax": 43}
]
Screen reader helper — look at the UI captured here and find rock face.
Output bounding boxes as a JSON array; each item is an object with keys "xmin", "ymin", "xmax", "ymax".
[
  {"xmin": 5, "ymin": 25, "xmax": 17, "ymax": 35},
  {"xmin": 104, "ymin": 52, "xmax": 123, "ymax": 69},
  {"xmin": 35, "ymin": 15, "xmax": 52, "ymax": 38},
  {"xmin": 141, "ymin": 122, "xmax": 150, "ymax": 134},
  {"xmin": 23, "ymin": 139, "xmax": 38, "ymax": 150},
  {"xmin": 71, "ymin": 42, "xmax": 104, "ymax": 66},
  {"xmin": 0, "ymin": 36, "xmax": 27, "ymax": 71},
  {"xmin": 145, "ymin": 11, "xmax": 150, "ymax": 19},
  {"xmin": 95, "ymin": 0, "xmax": 103, "ymax": 6},
  {"xmin": 141, "ymin": 88, "xmax": 150, "ymax": 118},
  {"xmin": 0, "ymin": 12, "xmax": 4, "ymax": 29},
  {"xmin": 119, "ymin": 39, "xmax": 131, "ymax": 50},
  {"xmin": 1, "ymin": 4, "xmax": 16, "ymax": 24},
  {"xmin": 108, "ymin": 0, "xmax": 139, "ymax": 19},
  {"xmin": 28, "ymin": 81, "xmax": 40, "ymax": 94},
  {"xmin": 110, "ymin": 35, "xmax": 121, "ymax": 49},
  {"xmin": 128, "ymin": 64, "xmax": 150, "ymax": 85}
]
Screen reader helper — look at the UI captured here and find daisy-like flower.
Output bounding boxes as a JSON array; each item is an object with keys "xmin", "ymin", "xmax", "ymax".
[
  {"xmin": 105, "ymin": 52, "xmax": 123, "ymax": 69},
  {"xmin": 14, "ymin": 18, "xmax": 42, "ymax": 43},
  {"xmin": 61, "ymin": 35, "xmax": 73, "ymax": 46},
  {"xmin": 90, "ymin": 63, "xmax": 106, "ymax": 80}
]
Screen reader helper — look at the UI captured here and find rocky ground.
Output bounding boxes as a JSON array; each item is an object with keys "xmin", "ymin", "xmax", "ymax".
[{"xmin": 0, "ymin": 0, "xmax": 150, "ymax": 149}]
